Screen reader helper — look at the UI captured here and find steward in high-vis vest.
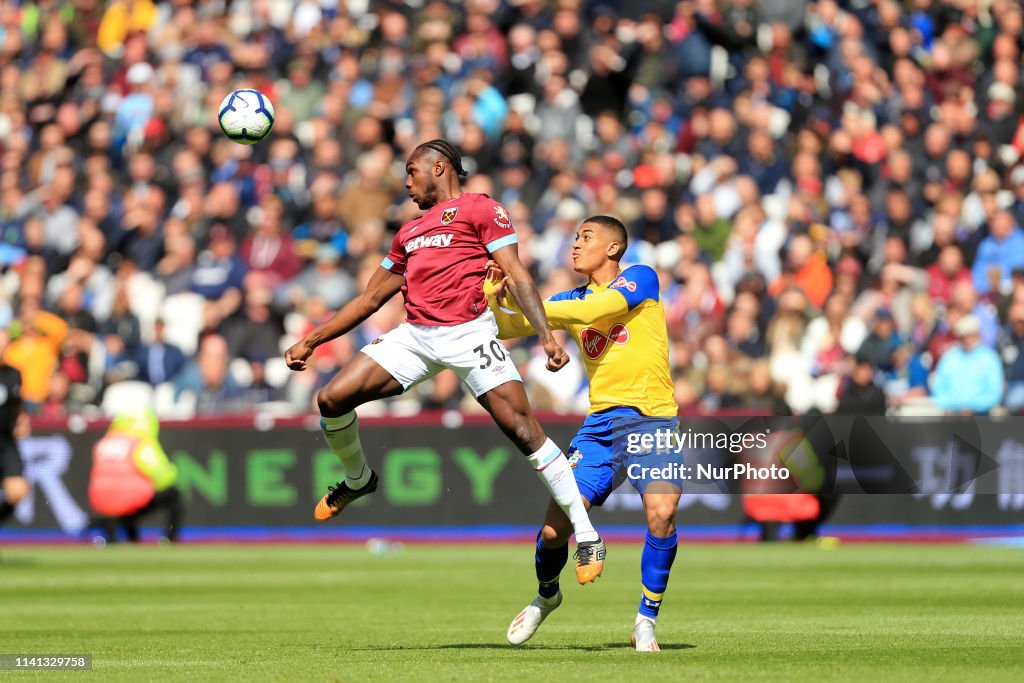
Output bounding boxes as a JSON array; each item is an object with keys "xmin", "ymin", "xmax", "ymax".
[{"xmin": 88, "ymin": 407, "xmax": 182, "ymax": 542}]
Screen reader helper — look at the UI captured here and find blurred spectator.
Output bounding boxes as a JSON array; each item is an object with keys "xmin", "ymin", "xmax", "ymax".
[
  {"xmin": 949, "ymin": 280, "xmax": 1000, "ymax": 349},
  {"xmin": 725, "ymin": 309, "xmax": 764, "ymax": 359},
  {"xmin": 239, "ymin": 359, "xmax": 284, "ymax": 406},
  {"xmin": 189, "ymin": 225, "xmax": 245, "ymax": 328},
  {"xmin": 836, "ymin": 354, "xmax": 887, "ymax": 415},
  {"xmin": 999, "ymin": 303, "xmax": 1024, "ymax": 412},
  {"xmin": 856, "ymin": 309, "xmax": 904, "ymax": 380},
  {"xmin": 4, "ymin": 299, "xmax": 68, "ymax": 410},
  {"xmin": 335, "ymin": 152, "xmax": 401, "ymax": 243},
  {"xmin": 173, "ymin": 334, "xmax": 244, "ymax": 413},
  {"xmin": 277, "ymin": 244, "xmax": 356, "ymax": 313},
  {"xmin": 766, "ymin": 288, "xmax": 811, "ymax": 413},
  {"xmin": 802, "ymin": 293, "xmax": 868, "ymax": 366},
  {"xmin": 691, "ymin": 194, "xmax": 731, "ymax": 262},
  {"xmin": 741, "ymin": 360, "xmax": 783, "ymax": 412},
  {"xmin": 97, "ymin": 0, "xmax": 158, "ymax": 57},
  {"xmin": 99, "ymin": 285, "xmax": 141, "ymax": 384},
  {"xmin": 926, "ymin": 245, "xmax": 972, "ymax": 304},
  {"xmin": 769, "ymin": 234, "xmax": 833, "ymax": 309},
  {"xmin": 699, "ymin": 364, "xmax": 742, "ymax": 412},
  {"xmin": 931, "ymin": 315, "xmax": 1004, "ymax": 415},
  {"xmin": 665, "ymin": 262, "xmax": 726, "ymax": 350},
  {"xmin": 223, "ymin": 284, "xmax": 284, "ymax": 362},
  {"xmin": 135, "ymin": 319, "xmax": 186, "ymax": 387},
  {"xmin": 240, "ymin": 195, "xmax": 301, "ymax": 290},
  {"xmin": 972, "ymin": 210, "xmax": 1024, "ymax": 296}
]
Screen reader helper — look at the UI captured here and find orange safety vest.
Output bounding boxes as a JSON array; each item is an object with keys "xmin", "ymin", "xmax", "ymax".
[
  {"xmin": 743, "ymin": 494, "xmax": 820, "ymax": 523},
  {"xmin": 88, "ymin": 433, "xmax": 156, "ymax": 517},
  {"xmin": 740, "ymin": 430, "xmax": 821, "ymax": 523}
]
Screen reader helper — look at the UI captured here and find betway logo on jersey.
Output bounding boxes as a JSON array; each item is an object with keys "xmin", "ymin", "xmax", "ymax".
[
  {"xmin": 580, "ymin": 323, "xmax": 629, "ymax": 359},
  {"xmin": 405, "ymin": 233, "xmax": 454, "ymax": 253}
]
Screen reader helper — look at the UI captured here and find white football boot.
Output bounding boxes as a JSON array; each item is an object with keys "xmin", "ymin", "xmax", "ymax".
[
  {"xmin": 506, "ymin": 592, "xmax": 563, "ymax": 645},
  {"xmin": 631, "ymin": 617, "xmax": 660, "ymax": 652}
]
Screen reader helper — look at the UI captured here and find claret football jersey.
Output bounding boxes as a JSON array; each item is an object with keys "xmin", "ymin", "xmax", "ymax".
[{"xmin": 383, "ymin": 193, "xmax": 518, "ymax": 326}]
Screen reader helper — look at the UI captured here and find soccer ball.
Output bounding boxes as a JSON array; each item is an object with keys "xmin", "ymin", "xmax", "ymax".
[{"xmin": 217, "ymin": 89, "xmax": 275, "ymax": 145}]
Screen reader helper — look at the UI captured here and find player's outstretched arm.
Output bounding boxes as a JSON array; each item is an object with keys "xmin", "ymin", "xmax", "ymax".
[
  {"xmin": 490, "ymin": 245, "xmax": 568, "ymax": 371},
  {"xmin": 483, "ymin": 267, "xmax": 538, "ymax": 339},
  {"xmin": 484, "ymin": 260, "xmax": 627, "ymax": 328},
  {"xmin": 284, "ymin": 266, "xmax": 404, "ymax": 371},
  {"xmin": 543, "ymin": 289, "xmax": 629, "ymax": 325}
]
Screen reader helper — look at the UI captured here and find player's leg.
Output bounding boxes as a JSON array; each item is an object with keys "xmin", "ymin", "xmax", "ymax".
[
  {"xmin": 792, "ymin": 494, "xmax": 841, "ymax": 541},
  {"xmin": 122, "ymin": 515, "xmax": 141, "ymax": 543},
  {"xmin": 0, "ymin": 441, "xmax": 29, "ymax": 526},
  {"xmin": 0, "ymin": 477, "xmax": 27, "ymax": 525},
  {"xmin": 314, "ymin": 326, "xmax": 435, "ymax": 520},
  {"xmin": 98, "ymin": 517, "xmax": 119, "ymax": 543},
  {"xmin": 144, "ymin": 487, "xmax": 184, "ymax": 542},
  {"xmin": 536, "ymin": 497, "xmax": 578, "ymax": 597},
  {"xmin": 508, "ymin": 428, "xmax": 617, "ymax": 644},
  {"xmin": 476, "ymin": 380, "xmax": 605, "ymax": 582},
  {"xmin": 442, "ymin": 313, "xmax": 605, "ymax": 580},
  {"xmin": 632, "ymin": 483, "xmax": 681, "ymax": 652},
  {"xmin": 620, "ymin": 413, "xmax": 683, "ymax": 651},
  {"xmin": 507, "ymin": 498, "xmax": 576, "ymax": 645}
]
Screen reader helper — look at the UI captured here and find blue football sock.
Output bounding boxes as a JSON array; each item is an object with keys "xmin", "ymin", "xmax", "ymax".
[
  {"xmin": 638, "ymin": 531, "xmax": 678, "ymax": 620},
  {"xmin": 535, "ymin": 531, "xmax": 568, "ymax": 599}
]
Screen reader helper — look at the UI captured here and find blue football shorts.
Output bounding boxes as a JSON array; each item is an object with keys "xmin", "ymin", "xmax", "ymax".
[{"xmin": 565, "ymin": 407, "xmax": 682, "ymax": 506}]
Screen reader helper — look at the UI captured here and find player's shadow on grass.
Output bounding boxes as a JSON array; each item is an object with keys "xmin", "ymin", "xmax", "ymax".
[
  {"xmin": 361, "ymin": 643, "xmax": 696, "ymax": 652},
  {"xmin": 599, "ymin": 643, "xmax": 695, "ymax": 651}
]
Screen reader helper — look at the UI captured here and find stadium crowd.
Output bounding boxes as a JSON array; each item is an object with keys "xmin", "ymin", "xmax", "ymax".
[{"xmin": 1, "ymin": 0, "xmax": 1024, "ymax": 419}]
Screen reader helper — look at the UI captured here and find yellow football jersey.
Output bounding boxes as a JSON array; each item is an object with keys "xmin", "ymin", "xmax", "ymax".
[{"xmin": 490, "ymin": 264, "xmax": 678, "ymax": 418}]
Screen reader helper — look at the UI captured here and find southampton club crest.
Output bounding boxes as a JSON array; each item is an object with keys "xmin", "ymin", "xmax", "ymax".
[{"xmin": 441, "ymin": 207, "xmax": 459, "ymax": 225}]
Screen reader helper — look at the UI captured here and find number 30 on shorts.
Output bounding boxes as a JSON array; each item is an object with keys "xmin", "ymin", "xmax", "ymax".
[{"xmin": 473, "ymin": 341, "xmax": 507, "ymax": 369}]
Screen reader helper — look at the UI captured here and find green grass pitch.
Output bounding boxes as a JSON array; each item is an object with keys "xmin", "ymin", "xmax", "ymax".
[{"xmin": 1, "ymin": 543, "xmax": 1022, "ymax": 682}]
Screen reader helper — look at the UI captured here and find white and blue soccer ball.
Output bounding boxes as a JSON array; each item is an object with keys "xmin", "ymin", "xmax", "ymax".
[{"xmin": 217, "ymin": 89, "xmax": 275, "ymax": 145}]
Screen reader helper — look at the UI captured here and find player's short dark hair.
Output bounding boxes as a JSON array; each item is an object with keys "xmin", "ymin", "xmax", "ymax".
[
  {"xmin": 583, "ymin": 215, "xmax": 628, "ymax": 262},
  {"xmin": 415, "ymin": 139, "xmax": 468, "ymax": 177}
]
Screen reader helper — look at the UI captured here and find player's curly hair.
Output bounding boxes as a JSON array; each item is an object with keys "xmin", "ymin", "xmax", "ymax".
[{"xmin": 416, "ymin": 139, "xmax": 468, "ymax": 177}]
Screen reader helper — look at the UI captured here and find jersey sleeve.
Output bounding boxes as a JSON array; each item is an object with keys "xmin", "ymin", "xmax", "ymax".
[
  {"xmin": 545, "ymin": 288, "xmax": 629, "ymax": 325},
  {"xmin": 483, "ymin": 280, "xmax": 539, "ymax": 339},
  {"xmin": 381, "ymin": 230, "xmax": 407, "ymax": 276},
  {"xmin": 475, "ymin": 197, "xmax": 518, "ymax": 254},
  {"xmin": 483, "ymin": 279, "xmax": 570, "ymax": 334},
  {"xmin": 607, "ymin": 265, "xmax": 660, "ymax": 310}
]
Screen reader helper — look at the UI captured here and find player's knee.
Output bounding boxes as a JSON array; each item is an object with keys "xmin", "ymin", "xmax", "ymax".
[
  {"xmin": 500, "ymin": 417, "xmax": 532, "ymax": 450},
  {"xmin": 509, "ymin": 416, "xmax": 544, "ymax": 452},
  {"xmin": 513, "ymin": 423, "xmax": 538, "ymax": 449},
  {"xmin": 3, "ymin": 476, "xmax": 29, "ymax": 505},
  {"xmin": 316, "ymin": 387, "xmax": 350, "ymax": 417},
  {"xmin": 646, "ymin": 499, "xmax": 677, "ymax": 537},
  {"xmin": 647, "ymin": 510, "xmax": 676, "ymax": 537}
]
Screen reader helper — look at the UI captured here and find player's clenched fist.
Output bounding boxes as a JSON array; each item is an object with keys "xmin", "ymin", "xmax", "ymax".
[
  {"xmin": 542, "ymin": 336, "xmax": 569, "ymax": 372},
  {"xmin": 285, "ymin": 340, "xmax": 313, "ymax": 371},
  {"xmin": 485, "ymin": 260, "xmax": 509, "ymax": 305}
]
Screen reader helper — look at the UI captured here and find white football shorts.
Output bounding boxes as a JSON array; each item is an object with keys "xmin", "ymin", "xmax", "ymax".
[{"xmin": 360, "ymin": 309, "xmax": 522, "ymax": 397}]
